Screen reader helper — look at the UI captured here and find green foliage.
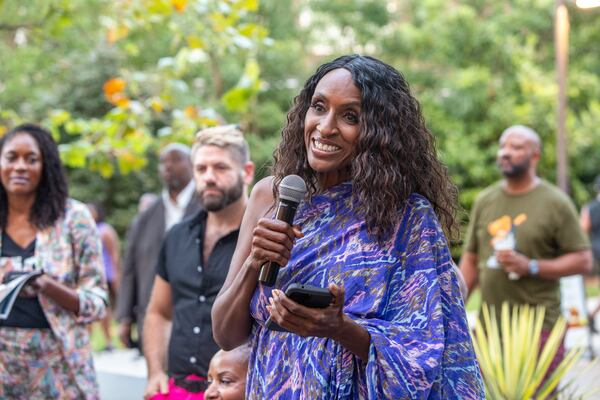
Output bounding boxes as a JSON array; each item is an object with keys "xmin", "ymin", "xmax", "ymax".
[
  {"xmin": 1, "ymin": 0, "xmax": 271, "ymax": 235},
  {"xmin": 1, "ymin": 0, "xmax": 600, "ymax": 242},
  {"xmin": 222, "ymin": 58, "xmax": 262, "ymax": 113},
  {"xmin": 1, "ymin": 0, "xmax": 266, "ymax": 177}
]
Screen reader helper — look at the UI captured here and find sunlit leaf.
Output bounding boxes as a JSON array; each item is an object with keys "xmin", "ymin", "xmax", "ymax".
[
  {"xmin": 116, "ymin": 149, "xmax": 147, "ymax": 174},
  {"xmin": 233, "ymin": 0, "xmax": 259, "ymax": 12},
  {"xmin": 124, "ymin": 42, "xmax": 140, "ymax": 56},
  {"xmin": 238, "ymin": 23, "xmax": 268, "ymax": 39},
  {"xmin": 186, "ymin": 34, "xmax": 205, "ymax": 49},
  {"xmin": 147, "ymin": 0, "xmax": 172, "ymax": 15},
  {"xmin": 209, "ymin": 12, "xmax": 235, "ymax": 33},
  {"xmin": 96, "ymin": 161, "xmax": 115, "ymax": 178},
  {"xmin": 59, "ymin": 143, "xmax": 92, "ymax": 168},
  {"xmin": 149, "ymin": 97, "xmax": 164, "ymax": 113},
  {"xmin": 49, "ymin": 109, "xmax": 71, "ymax": 126},
  {"xmin": 222, "ymin": 87, "xmax": 251, "ymax": 113}
]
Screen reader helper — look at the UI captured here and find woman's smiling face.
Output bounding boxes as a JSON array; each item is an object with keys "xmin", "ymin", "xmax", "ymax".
[
  {"xmin": 0, "ymin": 132, "xmax": 43, "ymax": 198},
  {"xmin": 304, "ymin": 68, "xmax": 361, "ymax": 189}
]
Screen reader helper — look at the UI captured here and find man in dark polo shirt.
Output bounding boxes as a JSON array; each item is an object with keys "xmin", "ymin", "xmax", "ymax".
[{"xmin": 143, "ymin": 125, "xmax": 254, "ymax": 399}]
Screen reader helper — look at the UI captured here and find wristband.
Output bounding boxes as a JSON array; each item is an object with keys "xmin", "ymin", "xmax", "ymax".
[{"xmin": 528, "ymin": 259, "xmax": 539, "ymax": 276}]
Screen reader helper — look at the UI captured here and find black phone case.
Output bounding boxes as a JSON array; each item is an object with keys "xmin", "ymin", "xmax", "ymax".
[
  {"xmin": 265, "ymin": 284, "xmax": 332, "ymax": 332},
  {"xmin": 285, "ymin": 283, "xmax": 332, "ymax": 308}
]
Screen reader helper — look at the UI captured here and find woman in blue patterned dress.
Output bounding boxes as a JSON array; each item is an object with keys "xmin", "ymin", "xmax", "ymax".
[
  {"xmin": 213, "ymin": 55, "xmax": 484, "ymax": 399},
  {"xmin": 0, "ymin": 124, "xmax": 107, "ymax": 398}
]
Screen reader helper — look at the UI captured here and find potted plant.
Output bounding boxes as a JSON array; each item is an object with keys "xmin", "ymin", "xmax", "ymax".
[{"xmin": 472, "ymin": 302, "xmax": 584, "ymax": 399}]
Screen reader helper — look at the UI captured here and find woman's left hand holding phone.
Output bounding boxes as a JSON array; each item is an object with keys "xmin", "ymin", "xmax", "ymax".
[{"xmin": 266, "ymin": 284, "xmax": 346, "ymax": 339}]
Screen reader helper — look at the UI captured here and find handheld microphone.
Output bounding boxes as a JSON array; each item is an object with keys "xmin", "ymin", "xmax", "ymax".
[{"xmin": 258, "ymin": 174, "xmax": 307, "ymax": 286}]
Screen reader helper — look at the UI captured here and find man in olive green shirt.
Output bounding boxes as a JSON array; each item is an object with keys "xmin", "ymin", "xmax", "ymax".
[{"xmin": 459, "ymin": 125, "xmax": 592, "ymax": 332}]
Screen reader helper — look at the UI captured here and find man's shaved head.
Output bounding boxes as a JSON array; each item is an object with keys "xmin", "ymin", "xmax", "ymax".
[
  {"xmin": 158, "ymin": 142, "xmax": 193, "ymax": 192},
  {"xmin": 499, "ymin": 125, "xmax": 541, "ymax": 153},
  {"xmin": 497, "ymin": 125, "xmax": 542, "ymax": 180},
  {"xmin": 160, "ymin": 142, "xmax": 191, "ymax": 157}
]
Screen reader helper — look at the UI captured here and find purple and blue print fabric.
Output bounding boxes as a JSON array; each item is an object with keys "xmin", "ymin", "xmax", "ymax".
[{"xmin": 247, "ymin": 181, "xmax": 484, "ymax": 399}]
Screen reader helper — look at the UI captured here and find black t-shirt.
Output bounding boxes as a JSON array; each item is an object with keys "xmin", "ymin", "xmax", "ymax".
[
  {"xmin": 156, "ymin": 210, "xmax": 238, "ymax": 378},
  {"xmin": 0, "ymin": 231, "xmax": 50, "ymax": 329}
]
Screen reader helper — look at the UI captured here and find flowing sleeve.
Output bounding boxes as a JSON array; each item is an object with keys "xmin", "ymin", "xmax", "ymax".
[
  {"xmin": 67, "ymin": 201, "xmax": 109, "ymax": 324},
  {"xmin": 354, "ymin": 200, "xmax": 484, "ymax": 399}
]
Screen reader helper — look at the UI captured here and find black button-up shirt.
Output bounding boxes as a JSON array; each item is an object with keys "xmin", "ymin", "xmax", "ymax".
[{"xmin": 156, "ymin": 210, "xmax": 238, "ymax": 378}]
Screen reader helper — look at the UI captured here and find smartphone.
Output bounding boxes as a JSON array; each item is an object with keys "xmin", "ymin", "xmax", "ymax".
[{"xmin": 265, "ymin": 283, "xmax": 333, "ymax": 332}]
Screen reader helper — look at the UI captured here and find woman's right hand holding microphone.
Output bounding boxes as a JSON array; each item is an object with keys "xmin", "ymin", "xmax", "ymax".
[{"xmin": 246, "ymin": 218, "xmax": 303, "ymax": 273}]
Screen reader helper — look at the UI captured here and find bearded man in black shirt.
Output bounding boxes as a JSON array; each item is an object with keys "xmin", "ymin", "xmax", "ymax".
[{"xmin": 143, "ymin": 125, "xmax": 254, "ymax": 399}]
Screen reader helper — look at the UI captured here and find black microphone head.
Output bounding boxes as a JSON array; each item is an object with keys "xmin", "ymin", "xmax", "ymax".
[{"xmin": 279, "ymin": 175, "xmax": 307, "ymax": 204}]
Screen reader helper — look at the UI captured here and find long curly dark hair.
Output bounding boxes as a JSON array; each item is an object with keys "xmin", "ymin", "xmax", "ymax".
[
  {"xmin": 0, "ymin": 123, "xmax": 68, "ymax": 229},
  {"xmin": 272, "ymin": 55, "xmax": 459, "ymax": 240}
]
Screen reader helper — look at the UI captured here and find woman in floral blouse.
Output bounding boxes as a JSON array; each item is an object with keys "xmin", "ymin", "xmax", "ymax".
[{"xmin": 0, "ymin": 123, "xmax": 108, "ymax": 399}]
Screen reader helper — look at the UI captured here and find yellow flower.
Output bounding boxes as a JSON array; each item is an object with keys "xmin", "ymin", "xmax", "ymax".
[
  {"xmin": 150, "ymin": 98, "xmax": 164, "ymax": 113},
  {"xmin": 115, "ymin": 96, "xmax": 130, "ymax": 108},
  {"xmin": 103, "ymin": 78, "xmax": 126, "ymax": 95},
  {"xmin": 184, "ymin": 105, "xmax": 198, "ymax": 119},
  {"xmin": 172, "ymin": 0, "xmax": 187, "ymax": 13},
  {"xmin": 103, "ymin": 78, "xmax": 128, "ymax": 105},
  {"xmin": 106, "ymin": 25, "xmax": 129, "ymax": 44}
]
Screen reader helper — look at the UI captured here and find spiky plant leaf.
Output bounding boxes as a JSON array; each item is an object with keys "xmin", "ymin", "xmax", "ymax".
[{"xmin": 472, "ymin": 302, "xmax": 583, "ymax": 400}]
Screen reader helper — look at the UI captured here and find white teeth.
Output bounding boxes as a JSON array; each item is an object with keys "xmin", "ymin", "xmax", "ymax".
[{"xmin": 313, "ymin": 139, "xmax": 340, "ymax": 153}]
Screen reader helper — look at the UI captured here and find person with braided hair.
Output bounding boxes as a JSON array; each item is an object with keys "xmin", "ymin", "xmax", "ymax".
[{"xmin": 0, "ymin": 123, "xmax": 107, "ymax": 398}]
